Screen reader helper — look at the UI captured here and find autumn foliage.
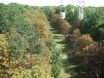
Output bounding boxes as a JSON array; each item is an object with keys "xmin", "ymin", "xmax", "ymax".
[
  {"xmin": 0, "ymin": 3, "xmax": 55, "ymax": 78},
  {"xmin": 49, "ymin": 10, "xmax": 72, "ymax": 34},
  {"xmin": 0, "ymin": 34, "xmax": 23, "ymax": 78},
  {"xmin": 69, "ymin": 29, "xmax": 104, "ymax": 77},
  {"xmin": 26, "ymin": 10, "xmax": 52, "ymax": 63}
]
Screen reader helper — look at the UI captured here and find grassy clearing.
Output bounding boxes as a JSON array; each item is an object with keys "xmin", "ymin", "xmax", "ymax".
[
  {"xmin": 50, "ymin": 27, "xmax": 88, "ymax": 78},
  {"xmin": 62, "ymin": 38, "xmax": 89, "ymax": 78},
  {"xmin": 50, "ymin": 27, "xmax": 71, "ymax": 78}
]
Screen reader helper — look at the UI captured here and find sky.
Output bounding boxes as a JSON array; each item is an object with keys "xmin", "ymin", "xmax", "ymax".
[{"xmin": 0, "ymin": 0, "xmax": 104, "ymax": 7}]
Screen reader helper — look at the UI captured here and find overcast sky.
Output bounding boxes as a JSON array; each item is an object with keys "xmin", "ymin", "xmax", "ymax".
[{"xmin": 0, "ymin": 0, "xmax": 104, "ymax": 7}]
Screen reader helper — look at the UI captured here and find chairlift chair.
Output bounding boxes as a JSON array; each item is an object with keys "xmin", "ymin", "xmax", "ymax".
[
  {"xmin": 71, "ymin": 2, "xmax": 74, "ymax": 12},
  {"xmin": 60, "ymin": 0, "xmax": 66, "ymax": 19},
  {"xmin": 77, "ymin": 0, "xmax": 85, "ymax": 20}
]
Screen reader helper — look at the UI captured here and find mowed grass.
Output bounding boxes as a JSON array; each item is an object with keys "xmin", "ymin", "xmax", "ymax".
[
  {"xmin": 50, "ymin": 27, "xmax": 71, "ymax": 78},
  {"xmin": 50, "ymin": 27, "xmax": 90, "ymax": 78}
]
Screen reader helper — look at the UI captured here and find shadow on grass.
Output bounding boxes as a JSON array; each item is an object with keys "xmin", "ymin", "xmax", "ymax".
[
  {"xmin": 62, "ymin": 55, "xmax": 90, "ymax": 78},
  {"xmin": 50, "ymin": 27, "xmax": 90, "ymax": 78},
  {"xmin": 61, "ymin": 37, "xmax": 90, "ymax": 78},
  {"xmin": 62, "ymin": 37, "xmax": 75, "ymax": 54},
  {"xmin": 50, "ymin": 28, "xmax": 61, "ymax": 34},
  {"xmin": 53, "ymin": 36, "xmax": 64, "ymax": 40},
  {"xmin": 57, "ymin": 41, "xmax": 66, "ymax": 44}
]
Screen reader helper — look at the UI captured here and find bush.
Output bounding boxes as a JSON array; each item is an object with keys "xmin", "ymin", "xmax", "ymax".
[
  {"xmin": 11, "ymin": 65, "xmax": 52, "ymax": 78},
  {"xmin": 50, "ymin": 11, "xmax": 72, "ymax": 35},
  {"xmin": 47, "ymin": 37, "xmax": 62, "ymax": 78}
]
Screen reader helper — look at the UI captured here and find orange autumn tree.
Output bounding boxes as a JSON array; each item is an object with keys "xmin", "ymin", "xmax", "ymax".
[
  {"xmin": 69, "ymin": 29, "xmax": 81, "ymax": 45},
  {"xmin": 75, "ymin": 34, "xmax": 94, "ymax": 52},
  {"xmin": 49, "ymin": 10, "xmax": 72, "ymax": 35},
  {"xmin": 0, "ymin": 34, "xmax": 24, "ymax": 78},
  {"xmin": 68, "ymin": 27, "xmax": 104, "ymax": 77}
]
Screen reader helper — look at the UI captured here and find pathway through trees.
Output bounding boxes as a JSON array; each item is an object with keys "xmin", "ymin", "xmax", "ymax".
[
  {"xmin": 50, "ymin": 27, "xmax": 71, "ymax": 78},
  {"xmin": 50, "ymin": 27, "xmax": 89, "ymax": 78}
]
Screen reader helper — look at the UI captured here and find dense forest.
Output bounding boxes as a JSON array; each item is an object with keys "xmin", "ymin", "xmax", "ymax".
[
  {"xmin": 0, "ymin": 2, "xmax": 104, "ymax": 78},
  {"xmin": 50, "ymin": 5, "xmax": 104, "ymax": 78},
  {"xmin": 0, "ymin": 3, "xmax": 62, "ymax": 78}
]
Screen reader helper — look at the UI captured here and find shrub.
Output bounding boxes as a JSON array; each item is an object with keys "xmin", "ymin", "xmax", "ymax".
[
  {"xmin": 49, "ymin": 11, "xmax": 72, "ymax": 35},
  {"xmin": 47, "ymin": 37, "xmax": 62, "ymax": 78},
  {"xmin": 11, "ymin": 65, "xmax": 52, "ymax": 78}
]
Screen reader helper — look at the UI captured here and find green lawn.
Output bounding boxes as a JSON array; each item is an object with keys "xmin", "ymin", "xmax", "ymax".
[
  {"xmin": 50, "ymin": 27, "xmax": 71, "ymax": 78},
  {"xmin": 50, "ymin": 27, "xmax": 88, "ymax": 78}
]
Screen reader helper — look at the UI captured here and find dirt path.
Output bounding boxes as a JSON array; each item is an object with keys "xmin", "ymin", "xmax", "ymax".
[{"xmin": 50, "ymin": 27, "xmax": 71, "ymax": 78}]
